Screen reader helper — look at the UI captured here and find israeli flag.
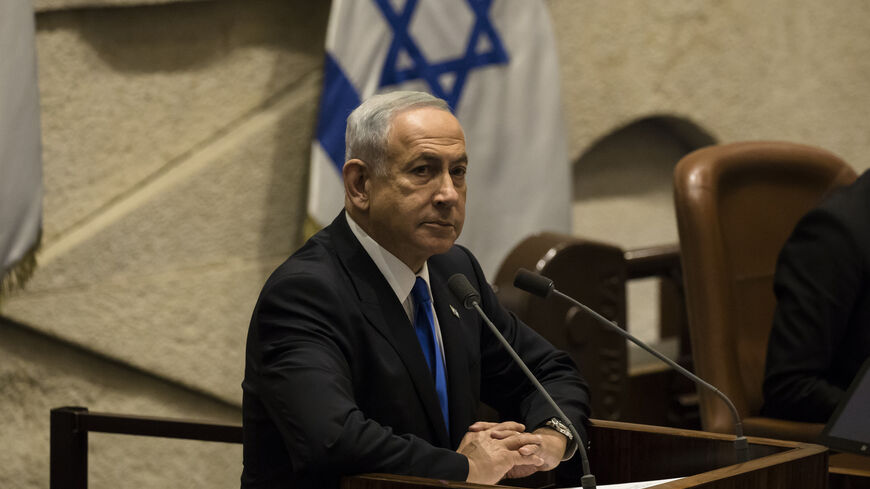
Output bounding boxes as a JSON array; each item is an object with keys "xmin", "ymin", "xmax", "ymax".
[
  {"xmin": 1, "ymin": 0, "xmax": 42, "ymax": 294},
  {"xmin": 309, "ymin": 0, "xmax": 570, "ymax": 276}
]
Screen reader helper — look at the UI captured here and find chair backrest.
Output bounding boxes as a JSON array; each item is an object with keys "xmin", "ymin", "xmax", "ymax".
[
  {"xmin": 673, "ymin": 141, "xmax": 857, "ymax": 434},
  {"xmin": 493, "ymin": 232, "xmax": 629, "ymax": 421},
  {"xmin": 493, "ymin": 233, "xmax": 687, "ymax": 424}
]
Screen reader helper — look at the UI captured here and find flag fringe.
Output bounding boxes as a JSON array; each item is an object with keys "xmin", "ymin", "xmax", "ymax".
[
  {"xmin": 0, "ymin": 234, "xmax": 41, "ymax": 304},
  {"xmin": 303, "ymin": 214, "xmax": 323, "ymax": 242}
]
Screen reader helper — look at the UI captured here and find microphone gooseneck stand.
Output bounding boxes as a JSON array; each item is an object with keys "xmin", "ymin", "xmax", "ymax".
[
  {"xmin": 447, "ymin": 273, "xmax": 597, "ymax": 489},
  {"xmin": 513, "ymin": 268, "xmax": 749, "ymax": 463}
]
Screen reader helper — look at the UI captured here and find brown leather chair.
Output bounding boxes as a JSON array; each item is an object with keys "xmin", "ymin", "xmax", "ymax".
[{"xmin": 673, "ymin": 141, "xmax": 857, "ymax": 442}]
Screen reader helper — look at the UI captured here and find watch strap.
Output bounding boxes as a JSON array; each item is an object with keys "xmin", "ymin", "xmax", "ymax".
[{"xmin": 544, "ymin": 417, "xmax": 578, "ymax": 460}]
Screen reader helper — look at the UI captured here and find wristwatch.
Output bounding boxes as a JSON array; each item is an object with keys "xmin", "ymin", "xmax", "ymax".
[{"xmin": 544, "ymin": 417, "xmax": 577, "ymax": 460}]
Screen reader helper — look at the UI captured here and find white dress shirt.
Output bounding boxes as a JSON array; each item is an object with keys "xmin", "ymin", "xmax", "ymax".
[{"xmin": 346, "ymin": 211, "xmax": 447, "ymax": 365}]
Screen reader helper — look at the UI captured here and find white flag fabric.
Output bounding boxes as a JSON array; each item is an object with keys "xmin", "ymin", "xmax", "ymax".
[
  {"xmin": 308, "ymin": 0, "xmax": 570, "ymax": 277},
  {"xmin": 0, "ymin": 0, "xmax": 43, "ymax": 294}
]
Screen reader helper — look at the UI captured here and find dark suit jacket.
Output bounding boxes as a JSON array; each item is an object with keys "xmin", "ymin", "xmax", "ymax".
[
  {"xmin": 762, "ymin": 169, "xmax": 870, "ymax": 422},
  {"xmin": 241, "ymin": 213, "xmax": 590, "ymax": 489}
]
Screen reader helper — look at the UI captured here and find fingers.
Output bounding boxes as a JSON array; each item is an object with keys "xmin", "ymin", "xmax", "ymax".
[
  {"xmin": 532, "ymin": 427, "xmax": 570, "ymax": 470},
  {"xmin": 517, "ymin": 456, "xmax": 545, "ymax": 469},
  {"xmin": 468, "ymin": 421, "xmax": 543, "ymax": 454},
  {"xmin": 458, "ymin": 425, "xmax": 547, "ymax": 485},
  {"xmin": 468, "ymin": 420, "xmax": 526, "ymax": 432},
  {"xmin": 517, "ymin": 443, "xmax": 541, "ymax": 456},
  {"xmin": 501, "ymin": 432, "xmax": 543, "ymax": 450},
  {"xmin": 505, "ymin": 462, "xmax": 543, "ymax": 480},
  {"xmin": 467, "ymin": 421, "xmax": 494, "ymax": 432},
  {"xmin": 489, "ymin": 429, "xmax": 521, "ymax": 440}
]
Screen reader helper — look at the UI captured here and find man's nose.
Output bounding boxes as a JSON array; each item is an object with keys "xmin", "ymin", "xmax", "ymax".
[{"xmin": 433, "ymin": 171, "xmax": 459, "ymax": 206}]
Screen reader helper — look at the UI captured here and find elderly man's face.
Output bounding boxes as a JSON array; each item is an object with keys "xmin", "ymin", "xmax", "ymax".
[{"xmin": 366, "ymin": 106, "xmax": 467, "ymax": 271}]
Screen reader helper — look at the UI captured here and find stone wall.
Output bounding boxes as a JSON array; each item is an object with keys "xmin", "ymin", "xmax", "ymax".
[
  {"xmin": 2, "ymin": 1, "xmax": 868, "ymax": 487},
  {"xmin": 4, "ymin": 1, "xmax": 329, "ymax": 487}
]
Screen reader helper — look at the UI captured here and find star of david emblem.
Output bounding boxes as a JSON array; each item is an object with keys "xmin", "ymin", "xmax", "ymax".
[{"xmin": 375, "ymin": 0, "xmax": 509, "ymax": 109}]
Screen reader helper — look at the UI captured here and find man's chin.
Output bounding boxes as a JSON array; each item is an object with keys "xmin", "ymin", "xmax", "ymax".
[{"xmin": 419, "ymin": 237, "xmax": 457, "ymax": 257}]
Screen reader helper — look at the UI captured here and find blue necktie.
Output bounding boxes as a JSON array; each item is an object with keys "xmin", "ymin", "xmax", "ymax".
[{"xmin": 411, "ymin": 277, "xmax": 449, "ymax": 433}]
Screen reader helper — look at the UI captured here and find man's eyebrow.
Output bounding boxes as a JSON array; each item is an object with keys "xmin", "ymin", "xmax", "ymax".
[
  {"xmin": 418, "ymin": 153, "xmax": 440, "ymax": 163},
  {"xmin": 409, "ymin": 152, "xmax": 468, "ymax": 165}
]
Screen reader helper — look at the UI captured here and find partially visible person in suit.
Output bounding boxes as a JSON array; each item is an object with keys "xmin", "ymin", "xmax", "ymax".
[
  {"xmin": 241, "ymin": 91, "xmax": 590, "ymax": 489},
  {"xmin": 762, "ymin": 169, "xmax": 870, "ymax": 423}
]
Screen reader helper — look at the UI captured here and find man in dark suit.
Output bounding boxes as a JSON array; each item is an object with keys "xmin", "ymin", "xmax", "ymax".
[
  {"xmin": 763, "ymin": 169, "xmax": 870, "ymax": 422},
  {"xmin": 241, "ymin": 91, "xmax": 590, "ymax": 488}
]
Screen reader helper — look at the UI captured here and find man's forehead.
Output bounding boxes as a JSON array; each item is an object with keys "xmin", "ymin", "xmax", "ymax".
[
  {"xmin": 387, "ymin": 108, "xmax": 465, "ymax": 156},
  {"xmin": 391, "ymin": 106, "xmax": 462, "ymax": 132},
  {"xmin": 389, "ymin": 109, "xmax": 465, "ymax": 140},
  {"xmin": 391, "ymin": 138, "xmax": 467, "ymax": 163}
]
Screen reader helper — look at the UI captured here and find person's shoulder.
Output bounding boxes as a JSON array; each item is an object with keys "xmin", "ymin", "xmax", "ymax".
[
  {"xmin": 782, "ymin": 171, "xmax": 870, "ymax": 268},
  {"xmin": 817, "ymin": 170, "xmax": 870, "ymax": 216},
  {"xmin": 808, "ymin": 170, "xmax": 870, "ymax": 239},
  {"xmin": 262, "ymin": 227, "xmax": 342, "ymax": 295},
  {"xmin": 429, "ymin": 244, "xmax": 477, "ymax": 270},
  {"xmin": 428, "ymin": 244, "xmax": 491, "ymax": 291}
]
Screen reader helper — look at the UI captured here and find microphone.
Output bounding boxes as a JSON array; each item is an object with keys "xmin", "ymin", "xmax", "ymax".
[
  {"xmin": 447, "ymin": 274, "xmax": 597, "ymax": 489},
  {"xmin": 512, "ymin": 268, "xmax": 554, "ymax": 298},
  {"xmin": 513, "ymin": 268, "xmax": 749, "ymax": 462}
]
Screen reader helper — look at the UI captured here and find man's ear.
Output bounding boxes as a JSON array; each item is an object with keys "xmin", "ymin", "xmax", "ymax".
[{"xmin": 343, "ymin": 158, "xmax": 370, "ymax": 211}]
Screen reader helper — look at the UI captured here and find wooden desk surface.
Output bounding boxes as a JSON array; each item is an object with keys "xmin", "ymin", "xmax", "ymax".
[{"xmin": 830, "ymin": 452, "xmax": 870, "ymax": 476}]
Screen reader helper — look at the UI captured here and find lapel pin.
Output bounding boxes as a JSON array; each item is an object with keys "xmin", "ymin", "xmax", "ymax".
[{"xmin": 449, "ymin": 304, "xmax": 460, "ymax": 318}]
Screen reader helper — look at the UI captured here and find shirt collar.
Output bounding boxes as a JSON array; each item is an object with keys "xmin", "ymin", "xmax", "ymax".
[{"xmin": 345, "ymin": 211, "xmax": 430, "ymax": 304}]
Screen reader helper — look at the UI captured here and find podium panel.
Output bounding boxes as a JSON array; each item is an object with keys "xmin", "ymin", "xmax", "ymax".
[
  {"xmin": 344, "ymin": 419, "xmax": 829, "ymax": 489},
  {"xmin": 49, "ymin": 407, "xmax": 838, "ymax": 489}
]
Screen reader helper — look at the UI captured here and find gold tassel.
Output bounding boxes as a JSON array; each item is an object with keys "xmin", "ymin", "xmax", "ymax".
[
  {"xmin": 302, "ymin": 215, "xmax": 323, "ymax": 242},
  {"xmin": 0, "ymin": 233, "xmax": 41, "ymax": 305}
]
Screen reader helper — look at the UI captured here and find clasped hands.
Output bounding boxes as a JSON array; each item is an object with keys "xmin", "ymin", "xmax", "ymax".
[{"xmin": 458, "ymin": 421, "xmax": 568, "ymax": 485}]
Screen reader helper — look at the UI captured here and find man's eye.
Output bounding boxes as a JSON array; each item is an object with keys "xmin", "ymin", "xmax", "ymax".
[
  {"xmin": 451, "ymin": 166, "xmax": 467, "ymax": 177},
  {"xmin": 412, "ymin": 166, "xmax": 429, "ymax": 176}
]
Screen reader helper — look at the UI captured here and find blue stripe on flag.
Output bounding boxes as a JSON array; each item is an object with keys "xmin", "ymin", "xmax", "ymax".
[{"xmin": 315, "ymin": 53, "xmax": 360, "ymax": 173}]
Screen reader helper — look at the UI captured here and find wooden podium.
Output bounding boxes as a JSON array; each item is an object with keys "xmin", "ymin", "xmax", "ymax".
[
  {"xmin": 51, "ymin": 407, "xmax": 838, "ymax": 489},
  {"xmin": 342, "ymin": 419, "xmax": 829, "ymax": 489}
]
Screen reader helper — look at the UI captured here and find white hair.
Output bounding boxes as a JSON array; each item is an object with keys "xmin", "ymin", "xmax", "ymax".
[{"xmin": 345, "ymin": 91, "xmax": 450, "ymax": 176}]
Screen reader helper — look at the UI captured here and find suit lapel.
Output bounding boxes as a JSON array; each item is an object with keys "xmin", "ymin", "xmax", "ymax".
[{"xmin": 328, "ymin": 213, "xmax": 451, "ymax": 447}]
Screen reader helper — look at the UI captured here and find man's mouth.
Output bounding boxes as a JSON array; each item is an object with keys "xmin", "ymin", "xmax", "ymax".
[{"xmin": 422, "ymin": 220, "xmax": 453, "ymax": 228}]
